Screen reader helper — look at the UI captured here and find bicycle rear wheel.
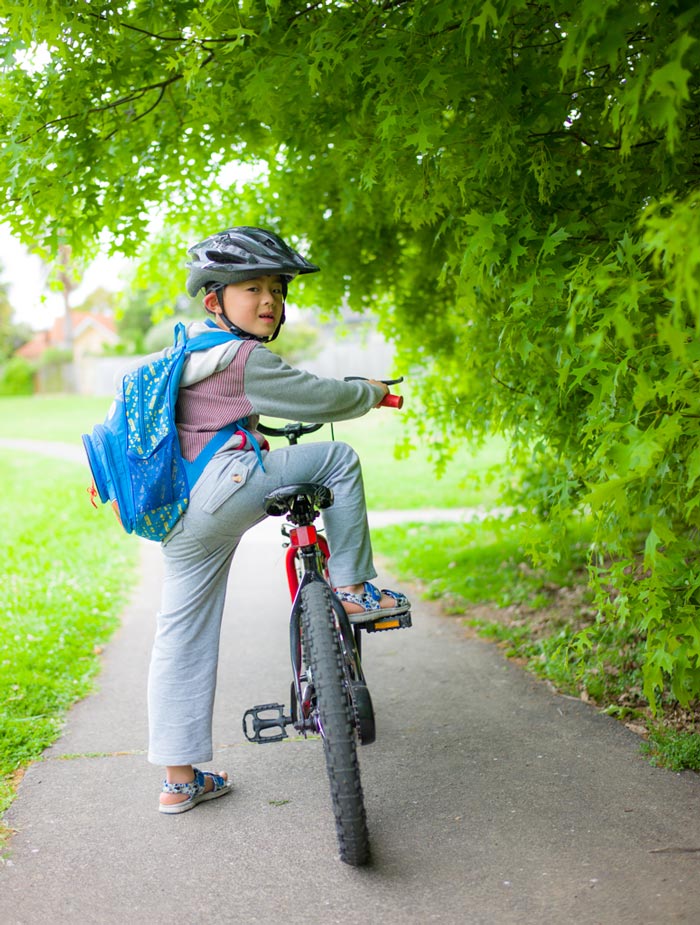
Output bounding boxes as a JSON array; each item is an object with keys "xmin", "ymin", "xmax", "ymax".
[{"xmin": 300, "ymin": 581, "xmax": 370, "ymax": 866}]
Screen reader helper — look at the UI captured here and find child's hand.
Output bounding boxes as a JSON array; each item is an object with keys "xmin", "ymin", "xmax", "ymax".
[{"xmin": 367, "ymin": 379, "xmax": 390, "ymax": 406}]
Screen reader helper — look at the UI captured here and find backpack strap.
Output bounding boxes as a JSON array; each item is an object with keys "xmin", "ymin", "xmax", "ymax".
[
  {"xmin": 182, "ymin": 421, "xmax": 241, "ymax": 486},
  {"xmin": 184, "ymin": 324, "xmax": 241, "ymax": 354},
  {"xmin": 182, "ymin": 418, "xmax": 267, "ymax": 487}
]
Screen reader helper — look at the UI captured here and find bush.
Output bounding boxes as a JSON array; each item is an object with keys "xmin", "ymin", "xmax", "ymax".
[
  {"xmin": 0, "ymin": 356, "xmax": 34, "ymax": 396},
  {"xmin": 268, "ymin": 321, "xmax": 320, "ymax": 366},
  {"xmin": 37, "ymin": 346, "xmax": 73, "ymax": 367}
]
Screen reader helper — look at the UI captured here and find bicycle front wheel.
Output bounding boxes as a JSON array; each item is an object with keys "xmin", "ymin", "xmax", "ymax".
[{"xmin": 300, "ymin": 581, "xmax": 370, "ymax": 866}]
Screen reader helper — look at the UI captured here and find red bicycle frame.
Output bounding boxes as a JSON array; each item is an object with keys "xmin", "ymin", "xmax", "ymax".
[{"xmin": 284, "ymin": 526, "xmax": 332, "ymax": 600}]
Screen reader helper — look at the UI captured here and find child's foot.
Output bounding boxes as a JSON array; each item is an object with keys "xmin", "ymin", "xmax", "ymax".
[
  {"xmin": 335, "ymin": 581, "xmax": 410, "ymax": 624},
  {"xmin": 159, "ymin": 768, "xmax": 231, "ymax": 814}
]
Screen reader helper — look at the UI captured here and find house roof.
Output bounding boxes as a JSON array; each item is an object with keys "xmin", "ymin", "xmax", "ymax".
[
  {"xmin": 51, "ymin": 311, "xmax": 117, "ymax": 341},
  {"xmin": 15, "ymin": 330, "xmax": 51, "ymax": 360},
  {"xmin": 15, "ymin": 311, "xmax": 118, "ymax": 360}
]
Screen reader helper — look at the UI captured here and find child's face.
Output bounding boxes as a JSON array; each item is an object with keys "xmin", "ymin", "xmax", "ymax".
[{"xmin": 206, "ymin": 275, "xmax": 285, "ymax": 338}]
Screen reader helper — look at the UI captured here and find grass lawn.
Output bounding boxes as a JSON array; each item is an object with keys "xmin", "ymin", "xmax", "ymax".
[
  {"xmin": 0, "ymin": 450, "xmax": 137, "ymax": 831},
  {"xmin": 373, "ymin": 516, "xmax": 593, "ymax": 611},
  {"xmin": 0, "ymin": 395, "xmax": 511, "ymax": 510},
  {"xmin": 0, "ymin": 395, "xmax": 113, "ymax": 443}
]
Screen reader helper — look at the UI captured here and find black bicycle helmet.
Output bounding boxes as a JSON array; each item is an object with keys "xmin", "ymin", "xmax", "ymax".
[{"xmin": 186, "ymin": 226, "xmax": 320, "ymax": 297}]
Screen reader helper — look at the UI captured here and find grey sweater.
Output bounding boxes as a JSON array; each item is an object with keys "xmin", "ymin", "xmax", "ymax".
[{"xmin": 177, "ymin": 322, "xmax": 384, "ymax": 462}]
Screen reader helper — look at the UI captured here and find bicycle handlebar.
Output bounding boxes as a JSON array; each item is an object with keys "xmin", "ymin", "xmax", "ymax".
[
  {"xmin": 344, "ymin": 376, "xmax": 404, "ymax": 409},
  {"xmin": 258, "ymin": 377, "xmax": 404, "ymax": 442},
  {"xmin": 257, "ymin": 421, "xmax": 324, "ymax": 440}
]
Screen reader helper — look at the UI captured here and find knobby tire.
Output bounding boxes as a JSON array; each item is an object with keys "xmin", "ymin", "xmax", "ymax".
[{"xmin": 300, "ymin": 581, "xmax": 370, "ymax": 866}]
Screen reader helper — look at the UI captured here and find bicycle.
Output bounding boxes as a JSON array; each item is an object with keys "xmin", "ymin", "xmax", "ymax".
[{"xmin": 242, "ymin": 379, "xmax": 411, "ymax": 867}]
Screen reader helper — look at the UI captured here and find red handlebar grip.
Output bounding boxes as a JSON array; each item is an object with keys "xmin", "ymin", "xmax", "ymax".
[{"xmin": 379, "ymin": 393, "xmax": 403, "ymax": 409}]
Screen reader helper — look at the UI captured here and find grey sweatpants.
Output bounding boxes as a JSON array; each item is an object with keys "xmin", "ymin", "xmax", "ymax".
[{"xmin": 147, "ymin": 439, "xmax": 376, "ymax": 766}]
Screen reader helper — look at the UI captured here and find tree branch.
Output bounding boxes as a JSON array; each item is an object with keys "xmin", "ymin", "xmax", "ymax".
[
  {"xmin": 82, "ymin": 10, "xmax": 253, "ymax": 47},
  {"xmin": 82, "ymin": 10, "xmax": 187, "ymax": 43},
  {"xmin": 17, "ymin": 52, "xmax": 215, "ymax": 143},
  {"xmin": 492, "ymin": 373, "xmax": 528, "ymax": 394},
  {"xmin": 103, "ymin": 85, "xmax": 166, "ymax": 141},
  {"xmin": 527, "ymin": 129, "xmax": 662, "ymax": 151}
]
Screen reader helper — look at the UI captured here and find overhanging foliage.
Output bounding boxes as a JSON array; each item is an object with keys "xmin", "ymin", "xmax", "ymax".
[{"xmin": 1, "ymin": 0, "xmax": 699, "ymax": 706}]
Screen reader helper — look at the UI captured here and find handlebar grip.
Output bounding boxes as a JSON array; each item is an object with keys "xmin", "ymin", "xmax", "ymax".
[{"xmin": 379, "ymin": 393, "xmax": 403, "ymax": 409}]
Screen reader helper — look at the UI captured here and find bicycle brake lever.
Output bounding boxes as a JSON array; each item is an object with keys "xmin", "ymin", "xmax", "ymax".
[{"xmin": 344, "ymin": 376, "xmax": 404, "ymax": 386}]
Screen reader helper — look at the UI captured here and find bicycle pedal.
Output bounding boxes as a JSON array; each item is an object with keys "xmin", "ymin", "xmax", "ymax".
[
  {"xmin": 363, "ymin": 610, "xmax": 412, "ymax": 633},
  {"xmin": 242, "ymin": 702, "xmax": 293, "ymax": 744}
]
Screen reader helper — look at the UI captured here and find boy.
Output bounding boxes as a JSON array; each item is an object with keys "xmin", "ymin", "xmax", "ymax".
[{"xmin": 153, "ymin": 226, "xmax": 409, "ymax": 813}]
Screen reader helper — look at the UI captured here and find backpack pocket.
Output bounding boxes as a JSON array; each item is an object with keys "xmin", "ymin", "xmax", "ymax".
[{"xmin": 127, "ymin": 430, "xmax": 190, "ymax": 539}]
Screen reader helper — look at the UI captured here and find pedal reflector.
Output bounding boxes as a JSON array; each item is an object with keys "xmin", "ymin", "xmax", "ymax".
[
  {"xmin": 375, "ymin": 618, "xmax": 400, "ymax": 629},
  {"xmin": 364, "ymin": 611, "xmax": 412, "ymax": 633}
]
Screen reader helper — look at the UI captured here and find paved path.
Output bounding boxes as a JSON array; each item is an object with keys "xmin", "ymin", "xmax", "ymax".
[{"xmin": 2, "ymin": 439, "xmax": 700, "ymax": 923}]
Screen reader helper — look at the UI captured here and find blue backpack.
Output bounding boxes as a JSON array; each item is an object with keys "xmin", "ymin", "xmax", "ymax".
[{"xmin": 82, "ymin": 322, "xmax": 242, "ymax": 542}]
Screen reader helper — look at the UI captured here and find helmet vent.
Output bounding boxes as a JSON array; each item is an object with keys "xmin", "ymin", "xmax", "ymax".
[{"xmin": 205, "ymin": 249, "xmax": 251, "ymax": 265}]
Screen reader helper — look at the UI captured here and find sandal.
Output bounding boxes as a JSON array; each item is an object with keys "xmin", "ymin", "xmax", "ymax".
[
  {"xmin": 159, "ymin": 768, "xmax": 232, "ymax": 815},
  {"xmin": 335, "ymin": 581, "xmax": 410, "ymax": 625}
]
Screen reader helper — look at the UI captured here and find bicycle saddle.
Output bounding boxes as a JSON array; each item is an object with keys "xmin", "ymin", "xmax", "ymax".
[{"xmin": 263, "ymin": 483, "xmax": 334, "ymax": 517}]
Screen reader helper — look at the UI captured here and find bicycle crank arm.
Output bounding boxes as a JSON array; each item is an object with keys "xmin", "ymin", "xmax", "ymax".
[{"xmin": 242, "ymin": 703, "xmax": 293, "ymax": 744}]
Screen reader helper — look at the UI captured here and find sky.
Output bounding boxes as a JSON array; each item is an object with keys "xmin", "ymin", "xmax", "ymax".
[{"xmin": 0, "ymin": 223, "xmax": 132, "ymax": 331}]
